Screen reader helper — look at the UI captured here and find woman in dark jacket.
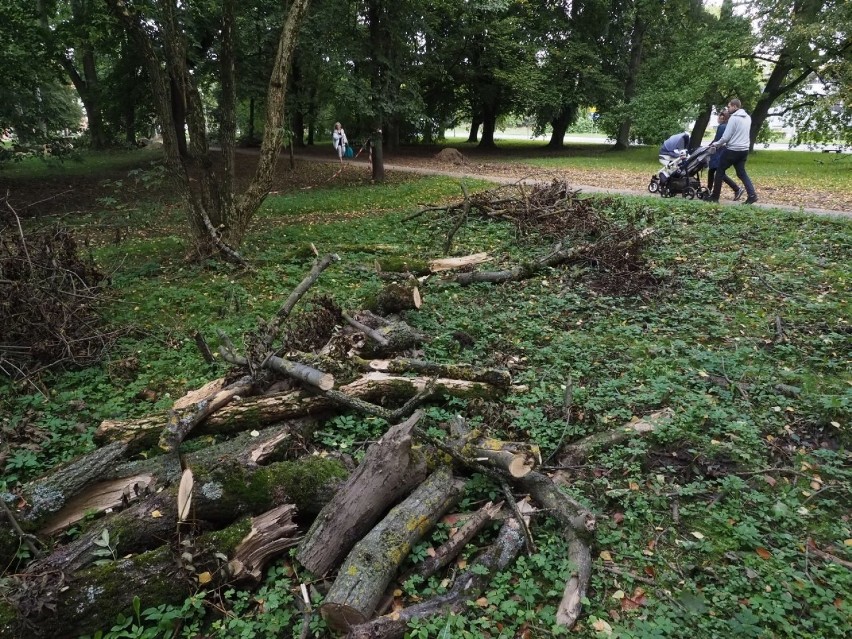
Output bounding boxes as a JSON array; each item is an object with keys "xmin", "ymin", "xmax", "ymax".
[{"xmin": 707, "ymin": 111, "xmax": 744, "ymax": 200}]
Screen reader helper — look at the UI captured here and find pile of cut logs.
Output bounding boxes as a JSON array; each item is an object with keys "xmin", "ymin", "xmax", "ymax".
[{"xmin": 0, "ymin": 253, "xmax": 669, "ymax": 638}]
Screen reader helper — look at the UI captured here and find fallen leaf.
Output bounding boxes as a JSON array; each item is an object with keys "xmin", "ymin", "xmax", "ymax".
[
  {"xmin": 763, "ymin": 475, "xmax": 777, "ymax": 487},
  {"xmin": 756, "ymin": 547, "xmax": 772, "ymax": 560},
  {"xmin": 844, "ymin": 539, "xmax": 852, "ymax": 547},
  {"xmin": 643, "ymin": 566, "xmax": 656, "ymax": 578},
  {"xmin": 835, "ymin": 598, "xmax": 844, "ymax": 609},
  {"xmin": 690, "ymin": 531, "xmax": 705, "ymax": 540},
  {"xmin": 426, "ymin": 546, "xmax": 437, "ymax": 558},
  {"xmin": 599, "ymin": 550, "xmax": 613, "ymax": 562},
  {"xmin": 197, "ymin": 571, "xmax": 212, "ymax": 585},
  {"xmin": 475, "ymin": 597, "xmax": 488, "ymax": 608},
  {"xmin": 613, "ymin": 512, "xmax": 625, "ymax": 525},
  {"xmin": 592, "ymin": 618, "xmax": 613, "ymax": 635},
  {"xmin": 457, "ymin": 559, "xmax": 467, "ymax": 569},
  {"xmin": 150, "ymin": 510, "xmax": 162, "ymax": 518},
  {"xmin": 810, "ymin": 481, "xmax": 821, "ymax": 490},
  {"xmin": 612, "ymin": 590, "xmax": 625, "ymax": 600},
  {"xmin": 628, "ymin": 481, "xmax": 640, "ymax": 491}
]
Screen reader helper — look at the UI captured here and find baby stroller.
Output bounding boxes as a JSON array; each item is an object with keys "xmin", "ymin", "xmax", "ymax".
[{"xmin": 648, "ymin": 135, "xmax": 713, "ymax": 200}]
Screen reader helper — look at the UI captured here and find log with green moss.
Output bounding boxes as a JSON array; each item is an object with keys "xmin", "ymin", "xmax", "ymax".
[
  {"xmin": 0, "ymin": 505, "xmax": 299, "ymax": 639},
  {"xmin": 344, "ymin": 515, "xmax": 527, "ymax": 639},
  {"xmin": 320, "ymin": 467, "xmax": 465, "ymax": 633},
  {"xmin": 27, "ymin": 451, "xmax": 346, "ymax": 576},
  {"xmin": 297, "ymin": 412, "xmax": 429, "ymax": 576}
]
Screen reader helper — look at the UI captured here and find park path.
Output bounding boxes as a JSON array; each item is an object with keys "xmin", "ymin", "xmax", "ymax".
[{"xmin": 329, "ymin": 156, "xmax": 851, "ymax": 219}]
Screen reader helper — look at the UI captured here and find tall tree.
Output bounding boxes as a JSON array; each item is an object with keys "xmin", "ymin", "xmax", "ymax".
[
  {"xmin": 745, "ymin": 0, "xmax": 851, "ymax": 147},
  {"xmin": 106, "ymin": 0, "xmax": 311, "ymax": 262}
]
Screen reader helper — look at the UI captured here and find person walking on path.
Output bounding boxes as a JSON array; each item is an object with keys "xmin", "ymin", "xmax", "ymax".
[
  {"xmin": 332, "ymin": 122, "xmax": 348, "ymax": 164},
  {"xmin": 708, "ymin": 99, "xmax": 757, "ymax": 204},
  {"xmin": 707, "ymin": 110, "xmax": 744, "ymax": 201}
]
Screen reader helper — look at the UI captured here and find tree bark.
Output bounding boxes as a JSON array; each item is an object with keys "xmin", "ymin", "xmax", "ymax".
[
  {"xmin": 1, "ymin": 506, "xmax": 300, "ymax": 639},
  {"xmin": 364, "ymin": 358, "xmax": 511, "ymax": 389},
  {"xmin": 547, "ymin": 105, "xmax": 578, "ymax": 149},
  {"xmin": 296, "ymin": 412, "xmax": 429, "ymax": 576},
  {"xmin": 27, "ymin": 451, "xmax": 343, "ymax": 577},
  {"xmin": 344, "ymin": 515, "xmax": 527, "ymax": 639},
  {"xmin": 373, "ymin": 281, "xmax": 421, "ymax": 314},
  {"xmin": 320, "ymin": 467, "xmax": 465, "ymax": 633},
  {"xmin": 614, "ymin": 11, "xmax": 645, "ymax": 151},
  {"xmin": 690, "ymin": 102, "xmax": 713, "ymax": 149},
  {"xmin": 96, "ymin": 373, "xmax": 505, "ymax": 448}
]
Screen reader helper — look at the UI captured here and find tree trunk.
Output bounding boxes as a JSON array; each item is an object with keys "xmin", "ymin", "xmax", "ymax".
[
  {"xmin": 371, "ymin": 128, "xmax": 385, "ymax": 183},
  {"xmin": 467, "ymin": 117, "xmax": 481, "ymax": 143},
  {"xmin": 547, "ymin": 105, "xmax": 577, "ymax": 149},
  {"xmin": 478, "ymin": 99, "xmax": 498, "ymax": 149},
  {"xmin": 296, "ymin": 412, "xmax": 429, "ymax": 576},
  {"xmin": 614, "ymin": 12, "xmax": 645, "ymax": 151},
  {"xmin": 690, "ymin": 103, "xmax": 713, "ymax": 149},
  {"xmin": 320, "ymin": 467, "xmax": 465, "ymax": 633}
]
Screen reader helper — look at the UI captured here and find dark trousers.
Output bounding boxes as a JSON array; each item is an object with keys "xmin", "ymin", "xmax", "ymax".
[
  {"xmin": 707, "ymin": 167, "xmax": 738, "ymax": 195},
  {"xmin": 711, "ymin": 149, "xmax": 756, "ymax": 201}
]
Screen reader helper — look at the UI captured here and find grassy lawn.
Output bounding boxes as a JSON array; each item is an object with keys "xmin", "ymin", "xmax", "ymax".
[
  {"xmin": 0, "ymin": 147, "xmax": 163, "ymax": 179},
  {"xmin": 1, "ymin": 154, "xmax": 851, "ymax": 638}
]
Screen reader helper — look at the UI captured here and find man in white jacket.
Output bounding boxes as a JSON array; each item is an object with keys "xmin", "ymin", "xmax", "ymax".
[{"xmin": 707, "ymin": 99, "xmax": 758, "ymax": 204}]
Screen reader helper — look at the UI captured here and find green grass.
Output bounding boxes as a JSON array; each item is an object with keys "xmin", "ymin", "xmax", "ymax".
[
  {"xmin": 2, "ymin": 160, "xmax": 851, "ymax": 639},
  {"xmin": 0, "ymin": 147, "xmax": 162, "ymax": 179}
]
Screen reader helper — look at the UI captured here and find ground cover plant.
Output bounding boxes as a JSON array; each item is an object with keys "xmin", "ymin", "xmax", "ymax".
[{"xmin": 0, "ymin": 152, "xmax": 850, "ymax": 639}]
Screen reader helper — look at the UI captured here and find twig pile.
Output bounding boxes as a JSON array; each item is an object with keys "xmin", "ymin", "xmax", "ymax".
[
  {"xmin": 415, "ymin": 179, "xmax": 660, "ymax": 294},
  {"xmin": 0, "ymin": 211, "xmax": 113, "ymax": 378}
]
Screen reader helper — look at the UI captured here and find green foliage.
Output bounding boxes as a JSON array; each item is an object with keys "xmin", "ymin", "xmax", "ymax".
[{"xmin": 2, "ymin": 158, "xmax": 851, "ymax": 638}]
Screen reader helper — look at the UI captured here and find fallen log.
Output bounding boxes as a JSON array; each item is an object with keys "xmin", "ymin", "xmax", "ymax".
[
  {"xmin": 12, "ymin": 440, "xmax": 129, "ymax": 529},
  {"xmin": 27, "ymin": 434, "xmax": 345, "ymax": 576},
  {"xmin": 345, "ymin": 512, "xmax": 529, "ymax": 639},
  {"xmin": 462, "ymin": 436, "xmax": 540, "ymax": 479},
  {"xmin": 556, "ymin": 408, "xmax": 673, "ymax": 468},
  {"xmin": 363, "ymin": 358, "xmax": 511, "ymax": 389},
  {"xmin": 0, "ymin": 504, "xmax": 300, "ymax": 639},
  {"xmin": 374, "ymin": 253, "xmax": 490, "ymax": 275},
  {"xmin": 159, "ymin": 375, "xmax": 254, "ymax": 453},
  {"xmin": 320, "ymin": 467, "xmax": 465, "ymax": 633},
  {"xmin": 297, "ymin": 412, "xmax": 429, "ymax": 576},
  {"xmin": 412, "ymin": 500, "xmax": 504, "ymax": 580},
  {"xmin": 96, "ymin": 373, "xmax": 504, "ymax": 447},
  {"xmin": 516, "ymin": 471, "xmax": 595, "ymax": 628},
  {"xmin": 371, "ymin": 281, "xmax": 422, "ymax": 314},
  {"xmin": 264, "ymin": 354, "xmax": 336, "ymax": 391}
]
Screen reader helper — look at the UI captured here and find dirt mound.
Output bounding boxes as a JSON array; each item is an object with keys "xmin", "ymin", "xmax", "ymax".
[{"xmin": 434, "ymin": 148, "xmax": 467, "ymax": 165}]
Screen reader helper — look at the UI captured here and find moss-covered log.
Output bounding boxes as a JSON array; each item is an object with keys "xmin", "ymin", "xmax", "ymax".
[
  {"xmin": 96, "ymin": 374, "xmax": 504, "ymax": 446},
  {"xmin": 372, "ymin": 281, "xmax": 421, "ymax": 314},
  {"xmin": 320, "ymin": 467, "xmax": 465, "ymax": 633},
  {"xmin": 297, "ymin": 412, "xmax": 428, "ymax": 576},
  {"xmin": 0, "ymin": 506, "xmax": 299, "ymax": 639},
  {"xmin": 344, "ymin": 515, "xmax": 526, "ymax": 639},
  {"xmin": 26, "ymin": 454, "xmax": 346, "ymax": 576}
]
